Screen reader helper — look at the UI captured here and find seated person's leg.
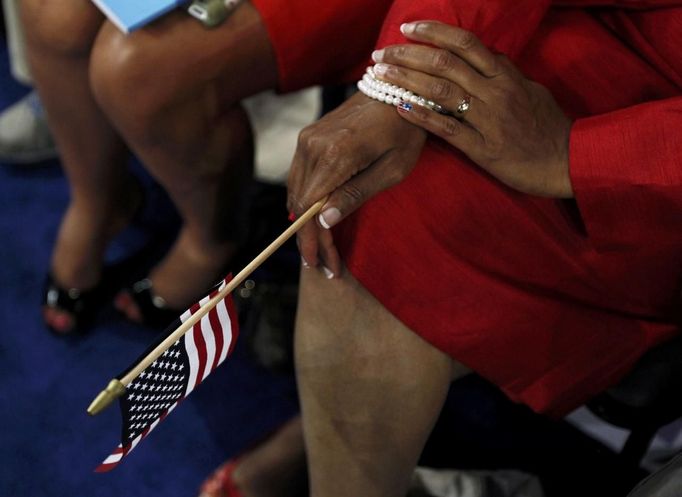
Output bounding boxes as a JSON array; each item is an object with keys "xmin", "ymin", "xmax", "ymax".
[
  {"xmin": 90, "ymin": 4, "xmax": 275, "ymax": 321},
  {"xmin": 295, "ymin": 267, "xmax": 469, "ymax": 497},
  {"xmin": 21, "ymin": 0, "xmax": 137, "ymax": 333}
]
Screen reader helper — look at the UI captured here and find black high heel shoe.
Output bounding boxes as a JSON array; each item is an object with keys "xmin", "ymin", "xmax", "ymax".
[
  {"xmin": 42, "ymin": 272, "xmax": 107, "ymax": 335},
  {"xmin": 114, "ymin": 278, "xmax": 181, "ymax": 329}
]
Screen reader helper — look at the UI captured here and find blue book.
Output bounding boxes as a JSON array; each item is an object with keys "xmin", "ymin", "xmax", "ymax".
[{"xmin": 91, "ymin": 0, "xmax": 187, "ymax": 33}]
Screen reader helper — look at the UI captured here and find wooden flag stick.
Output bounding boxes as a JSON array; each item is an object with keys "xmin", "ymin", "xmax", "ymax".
[{"xmin": 87, "ymin": 197, "xmax": 328, "ymax": 415}]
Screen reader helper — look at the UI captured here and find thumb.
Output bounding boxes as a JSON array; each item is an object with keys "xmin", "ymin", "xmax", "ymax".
[{"xmin": 317, "ymin": 155, "xmax": 409, "ymax": 230}]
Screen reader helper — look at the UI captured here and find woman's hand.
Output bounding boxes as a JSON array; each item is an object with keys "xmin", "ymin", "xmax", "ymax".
[
  {"xmin": 287, "ymin": 92, "xmax": 427, "ymax": 278},
  {"xmin": 374, "ymin": 21, "xmax": 574, "ymax": 198}
]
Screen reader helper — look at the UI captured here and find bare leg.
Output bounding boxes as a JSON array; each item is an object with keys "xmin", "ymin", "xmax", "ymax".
[
  {"xmin": 295, "ymin": 267, "xmax": 469, "ymax": 497},
  {"xmin": 21, "ymin": 0, "xmax": 138, "ymax": 332},
  {"xmin": 90, "ymin": 4, "xmax": 277, "ymax": 312}
]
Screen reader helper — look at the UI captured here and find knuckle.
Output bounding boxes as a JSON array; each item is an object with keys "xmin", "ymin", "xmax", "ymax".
[
  {"xmin": 384, "ymin": 45, "xmax": 407, "ymax": 63},
  {"xmin": 454, "ymin": 29, "xmax": 477, "ymax": 51},
  {"xmin": 293, "ymin": 198, "xmax": 308, "ymax": 215},
  {"xmin": 432, "ymin": 49, "xmax": 456, "ymax": 72},
  {"xmin": 384, "ymin": 165, "xmax": 409, "ymax": 186},
  {"xmin": 430, "ymin": 79, "xmax": 454, "ymax": 100},
  {"xmin": 442, "ymin": 118, "xmax": 462, "ymax": 137},
  {"xmin": 297, "ymin": 125, "xmax": 320, "ymax": 152},
  {"xmin": 297, "ymin": 127, "xmax": 312, "ymax": 149},
  {"xmin": 339, "ymin": 184, "xmax": 365, "ymax": 205}
]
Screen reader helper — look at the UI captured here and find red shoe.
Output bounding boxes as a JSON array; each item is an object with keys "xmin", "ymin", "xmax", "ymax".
[
  {"xmin": 198, "ymin": 417, "xmax": 305, "ymax": 497},
  {"xmin": 198, "ymin": 458, "xmax": 243, "ymax": 497}
]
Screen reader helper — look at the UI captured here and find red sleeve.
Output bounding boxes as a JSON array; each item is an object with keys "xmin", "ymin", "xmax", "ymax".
[
  {"xmin": 375, "ymin": 0, "xmax": 551, "ymax": 59},
  {"xmin": 569, "ymin": 97, "xmax": 682, "ymax": 251}
]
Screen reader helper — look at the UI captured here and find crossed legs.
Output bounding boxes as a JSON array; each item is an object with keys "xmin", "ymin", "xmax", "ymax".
[
  {"xmin": 90, "ymin": 5, "xmax": 277, "ymax": 311},
  {"xmin": 20, "ymin": 0, "xmax": 277, "ymax": 330},
  {"xmin": 295, "ymin": 266, "xmax": 469, "ymax": 497}
]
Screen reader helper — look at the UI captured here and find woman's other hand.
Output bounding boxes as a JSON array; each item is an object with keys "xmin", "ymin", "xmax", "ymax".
[
  {"xmin": 287, "ymin": 92, "xmax": 426, "ymax": 278},
  {"xmin": 374, "ymin": 21, "xmax": 573, "ymax": 198}
]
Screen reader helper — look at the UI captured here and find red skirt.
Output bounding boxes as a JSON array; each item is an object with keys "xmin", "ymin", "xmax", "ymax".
[{"xmin": 254, "ymin": 2, "xmax": 681, "ymax": 417}]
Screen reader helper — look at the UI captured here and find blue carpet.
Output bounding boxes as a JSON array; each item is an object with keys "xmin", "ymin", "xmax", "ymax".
[{"xmin": 0, "ymin": 40, "xmax": 297, "ymax": 497}]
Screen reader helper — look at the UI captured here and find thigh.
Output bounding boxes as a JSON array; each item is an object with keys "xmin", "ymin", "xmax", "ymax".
[
  {"xmin": 21, "ymin": 0, "xmax": 104, "ymax": 54},
  {"xmin": 91, "ymin": 1, "xmax": 277, "ymax": 115}
]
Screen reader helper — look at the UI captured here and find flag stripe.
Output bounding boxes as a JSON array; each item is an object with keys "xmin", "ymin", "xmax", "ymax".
[
  {"xmin": 200, "ymin": 310, "xmax": 217, "ymax": 382},
  {"xmin": 184, "ymin": 320, "xmax": 200, "ymax": 396},
  {"xmin": 96, "ymin": 444, "xmax": 124, "ymax": 472},
  {"xmin": 216, "ymin": 298, "xmax": 232, "ymax": 365},
  {"xmin": 209, "ymin": 303, "xmax": 224, "ymax": 372},
  {"xmin": 191, "ymin": 317, "xmax": 207, "ymax": 389},
  {"xmin": 192, "ymin": 292, "xmax": 214, "ymax": 388}
]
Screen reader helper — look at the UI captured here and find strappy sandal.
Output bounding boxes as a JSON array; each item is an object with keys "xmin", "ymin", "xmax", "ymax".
[
  {"xmin": 197, "ymin": 417, "xmax": 307, "ymax": 497},
  {"xmin": 42, "ymin": 272, "xmax": 107, "ymax": 335},
  {"xmin": 198, "ymin": 458, "xmax": 244, "ymax": 497},
  {"xmin": 114, "ymin": 278, "xmax": 181, "ymax": 329}
]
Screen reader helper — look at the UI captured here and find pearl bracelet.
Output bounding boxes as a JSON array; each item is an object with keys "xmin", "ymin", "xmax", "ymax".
[{"xmin": 357, "ymin": 66, "xmax": 449, "ymax": 114}]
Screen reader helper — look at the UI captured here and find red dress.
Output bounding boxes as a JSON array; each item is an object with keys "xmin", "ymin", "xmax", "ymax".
[{"xmin": 254, "ymin": 0, "xmax": 682, "ymax": 417}]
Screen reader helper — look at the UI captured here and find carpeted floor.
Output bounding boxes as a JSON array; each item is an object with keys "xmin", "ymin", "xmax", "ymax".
[{"xmin": 0, "ymin": 39, "xmax": 298, "ymax": 497}]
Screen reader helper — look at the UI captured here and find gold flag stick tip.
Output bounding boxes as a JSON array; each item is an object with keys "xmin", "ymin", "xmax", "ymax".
[{"xmin": 88, "ymin": 379, "xmax": 126, "ymax": 416}]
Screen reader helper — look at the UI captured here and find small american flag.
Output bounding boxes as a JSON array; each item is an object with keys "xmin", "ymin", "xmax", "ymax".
[{"xmin": 96, "ymin": 275, "xmax": 238, "ymax": 472}]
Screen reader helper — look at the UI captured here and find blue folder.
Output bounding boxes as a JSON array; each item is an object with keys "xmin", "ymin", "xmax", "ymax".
[{"xmin": 91, "ymin": 0, "xmax": 187, "ymax": 33}]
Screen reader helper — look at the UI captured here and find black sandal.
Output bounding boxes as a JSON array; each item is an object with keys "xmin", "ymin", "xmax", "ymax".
[
  {"xmin": 114, "ymin": 278, "xmax": 181, "ymax": 329},
  {"xmin": 42, "ymin": 272, "xmax": 107, "ymax": 335}
]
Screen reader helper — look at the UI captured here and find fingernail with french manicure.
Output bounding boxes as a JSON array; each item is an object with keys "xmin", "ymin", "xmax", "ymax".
[
  {"xmin": 319, "ymin": 208, "xmax": 341, "ymax": 230},
  {"xmin": 301, "ymin": 256, "xmax": 310, "ymax": 269},
  {"xmin": 371, "ymin": 49, "xmax": 384, "ymax": 62},
  {"xmin": 322, "ymin": 266, "xmax": 335, "ymax": 279},
  {"xmin": 400, "ymin": 23, "xmax": 417, "ymax": 35}
]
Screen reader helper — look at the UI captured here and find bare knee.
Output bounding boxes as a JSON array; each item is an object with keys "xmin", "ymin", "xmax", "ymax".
[
  {"xmin": 90, "ymin": 4, "xmax": 277, "ymax": 141},
  {"xmin": 89, "ymin": 22, "xmax": 168, "ymax": 137},
  {"xmin": 21, "ymin": 0, "xmax": 103, "ymax": 56},
  {"xmin": 90, "ymin": 18, "xmax": 229, "ymax": 147}
]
